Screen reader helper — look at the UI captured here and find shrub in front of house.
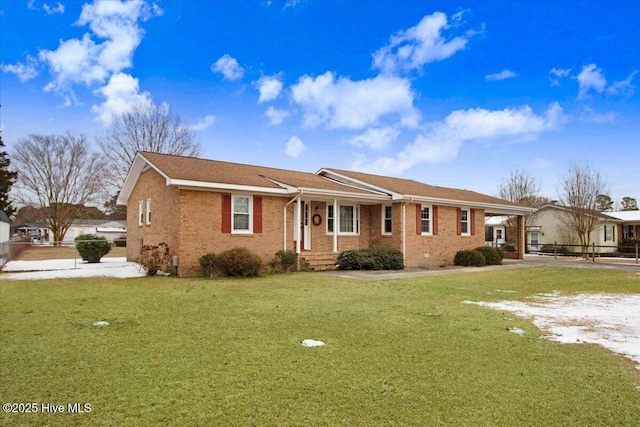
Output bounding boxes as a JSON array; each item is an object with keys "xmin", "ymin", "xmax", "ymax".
[
  {"xmin": 138, "ymin": 242, "xmax": 170, "ymax": 276},
  {"xmin": 269, "ymin": 250, "xmax": 298, "ymax": 273},
  {"xmin": 454, "ymin": 249, "xmax": 487, "ymax": 267},
  {"xmin": 337, "ymin": 247, "xmax": 404, "ymax": 270},
  {"xmin": 216, "ymin": 247, "xmax": 262, "ymax": 277},
  {"xmin": 75, "ymin": 234, "xmax": 111, "ymax": 263},
  {"xmin": 199, "ymin": 252, "xmax": 220, "ymax": 277},
  {"xmin": 619, "ymin": 238, "xmax": 640, "ymax": 254},
  {"xmin": 474, "ymin": 246, "xmax": 503, "ymax": 265}
]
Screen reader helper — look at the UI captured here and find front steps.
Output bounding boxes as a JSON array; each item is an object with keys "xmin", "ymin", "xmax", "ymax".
[{"xmin": 299, "ymin": 252, "xmax": 338, "ymax": 271}]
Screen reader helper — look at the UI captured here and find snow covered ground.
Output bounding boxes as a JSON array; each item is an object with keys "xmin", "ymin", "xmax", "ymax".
[
  {"xmin": 466, "ymin": 292, "xmax": 640, "ymax": 369},
  {"xmin": 1, "ymin": 257, "xmax": 145, "ymax": 280}
]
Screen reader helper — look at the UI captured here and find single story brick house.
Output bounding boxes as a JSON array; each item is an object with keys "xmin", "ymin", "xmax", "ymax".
[{"xmin": 117, "ymin": 152, "xmax": 533, "ymax": 276}]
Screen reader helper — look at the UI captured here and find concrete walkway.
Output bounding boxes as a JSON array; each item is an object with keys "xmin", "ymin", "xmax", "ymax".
[{"xmin": 321, "ymin": 255, "xmax": 640, "ymax": 281}]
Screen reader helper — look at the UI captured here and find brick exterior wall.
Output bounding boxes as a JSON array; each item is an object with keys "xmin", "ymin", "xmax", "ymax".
[{"xmin": 125, "ymin": 168, "xmax": 485, "ymax": 276}]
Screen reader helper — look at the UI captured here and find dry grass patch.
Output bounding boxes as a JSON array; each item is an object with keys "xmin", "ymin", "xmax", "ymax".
[{"xmin": 14, "ymin": 245, "xmax": 126, "ymax": 261}]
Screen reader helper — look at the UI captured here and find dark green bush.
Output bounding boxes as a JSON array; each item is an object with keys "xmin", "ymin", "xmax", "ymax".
[
  {"xmin": 217, "ymin": 247, "xmax": 262, "ymax": 277},
  {"xmin": 75, "ymin": 234, "xmax": 111, "ymax": 263},
  {"xmin": 454, "ymin": 249, "xmax": 487, "ymax": 267},
  {"xmin": 337, "ymin": 246, "xmax": 404, "ymax": 270},
  {"xmin": 619, "ymin": 238, "xmax": 640, "ymax": 254},
  {"xmin": 269, "ymin": 250, "xmax": 298, "ymax": 272},
  {"xmin": 474, "ymin": 246, "xmax": 502, "ymax": 265},
  {"xmin": 199, "ymin": 253, "xmax": 220, "ymax": 277}
]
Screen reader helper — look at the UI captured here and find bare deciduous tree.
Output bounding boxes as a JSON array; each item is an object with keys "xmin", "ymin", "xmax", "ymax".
[
  {"xmin": 12, "ymin": 133, "xmax": 108, "ymax": 245},
  {"xmin": 558, "ymin": 161, "xmax": 607, "ymax": 256},
  {"xmin": 498, "ymin": 169, "xmax": 549, "ymax": 243},
  {"xmin": 96, "ymin": 103, "xmax": 201, "ymax": 189}
]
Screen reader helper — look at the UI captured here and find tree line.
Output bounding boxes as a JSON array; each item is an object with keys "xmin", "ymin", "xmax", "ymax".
[{"xmin": 1, "ymin": 103, "xmax": 201, "ymax": 244}]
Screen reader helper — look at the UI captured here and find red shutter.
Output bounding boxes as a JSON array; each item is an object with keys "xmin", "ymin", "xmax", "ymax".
[
  {"xmin": 471, "ymin": 209, "xmax": 476, "ymax": 236},
  {"xmin": 253, "ymin": 196, "xmax": 262, "ymax": 234},
  {"xmin": 416, "ymin": 204, "xmax": 422, "ymax": 235},
  {"xmin": 456, "ymin": 208, "xmax": 462, "ymax": 235},
  {"xmin": 222, "ymin": 194, "xmax": 231, "ymax": 233},
  {"xmin": 433, "ymin": 205, "xmax": 438, "ymax": 235}
]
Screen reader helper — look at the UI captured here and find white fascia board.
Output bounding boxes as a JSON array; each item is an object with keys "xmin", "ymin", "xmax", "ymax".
[
  {"xmin": 400, "ymin": 195, "xmax": 537, "ymax": 215},
  {"xmin": 117, "ymin": 153, "xmax": 173, "ymax": 206},
  {"xmin": 169, "ymin": 179, "xmax": 290, "ymax": 195},
  {"xmin": 316, "ymin": 169, "xmax": 402, "ymax": 199},
  {"xmin": 297, "ymin": 187, "xmax": 391, "ymax": 201}
]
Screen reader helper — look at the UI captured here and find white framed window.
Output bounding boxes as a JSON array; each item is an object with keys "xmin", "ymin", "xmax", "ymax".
[
  {"xmin": 339, "ymin": 205, "xmax": 359, "ymax": 234},
  {"xmin": 382, "ymin": 205, "xmax": 392, "ymax": 235},
  {"xmin": 138, "ymin": 200, "xmax": 144, "ymax": 226},
  {"xmin": 460, "ymin": 208, "xmax": 470, "ymax": 236},
  {"xmin": 327, "ymin": 204, "xmax": 335, "ymax": 233},
  {"xmin": 421, "ymin": 205, "xmax": 432, "ymax": 235},
  {"xmin": 232, "ymin": 195, "xmax": 252, "ymax": 233},
  {"xmin": 146, "ymin": 198, "xmax": 152, "ymax": 225},
  {"xmin": 496, "ymin": 229, "xmax": 503, "ymax": 240},
  {"xmin": 327, "ymin": 203, "xmax": 359, "ymax": 235}
]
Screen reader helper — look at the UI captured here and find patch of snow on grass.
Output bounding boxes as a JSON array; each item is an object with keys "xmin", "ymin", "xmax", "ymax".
[
  {"xmin": 509, "ymin": 327, "xmax": 525, "ymax": 335},
  {"xmin": 93, "ymin": 321, "xmax": 110, "ymax": 327},
  {"xmin": 466, "ymin": 293, "xmax": 640, "ymax": 369},
  {"xmin": 2, "ymin": 257, "xmax": 145, "ymax": 280},
  {"xmin": 301, "ymin": 339, "xmax": 325, "ymax": 347}
]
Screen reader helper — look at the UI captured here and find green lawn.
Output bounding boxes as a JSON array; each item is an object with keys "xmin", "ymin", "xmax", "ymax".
[{"xmin": 1, "ymin": 267, "xmax": 639, "ymax": 426}]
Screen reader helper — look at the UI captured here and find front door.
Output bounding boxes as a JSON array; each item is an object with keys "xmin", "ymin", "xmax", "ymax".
[{"xmin": 302, "ymin": 202, "xmax": 311, "ymax": 250}]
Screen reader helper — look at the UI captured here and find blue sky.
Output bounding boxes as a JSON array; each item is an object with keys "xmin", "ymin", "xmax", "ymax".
[{"xmin": 2, "ymin": 0, "xmax": 639, "ymax": 204}]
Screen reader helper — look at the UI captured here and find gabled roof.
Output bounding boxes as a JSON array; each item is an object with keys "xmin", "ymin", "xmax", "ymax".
[
  {"xmin": 117, "ymin": 152, "xmax": 534, "ymax": 215},
  {"xmin": 117, "ymin": 152, "xmax": 383, "ymax": 205},
  {"xmin": 319, "ymin": 168, "xmax": 531, "ymax": 214},
  {"xmin": 538, "ymin": 204, "xmax": 623, "ymax": 221}
]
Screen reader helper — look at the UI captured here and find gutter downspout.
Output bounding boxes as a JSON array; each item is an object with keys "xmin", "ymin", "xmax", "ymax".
[{"xmin": 284, "ymin": 191, "xmax": 303, "ymax": 252}]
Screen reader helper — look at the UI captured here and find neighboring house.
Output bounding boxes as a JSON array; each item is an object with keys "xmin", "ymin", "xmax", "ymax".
[
  {"xmin": 1, "ymin": 211, "xmax": 10, "ymax": 262},
  {"xmin": 484, "ymin": 216, "xmax": 508, "ymax": 247},
  {"xmin": 606, "ymin": 211, "xmax": 640, "ymax": 242},
  {"xmin": 527, "ymin": 204, "xmax": 623, "ymax": 253},
  {"xmin": 61, "ymin": 220, "xmax": 127, "ymax": 243},
  {"xmin": 117, "ymin": 152, "xmax": 533, "ymax": 277},
  {"xmin": 11, "ymin": 220, "xmax": 126, "ymax": 244}
]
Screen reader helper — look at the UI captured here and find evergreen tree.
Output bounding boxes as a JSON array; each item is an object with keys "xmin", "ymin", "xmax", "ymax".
[
  {"xmin": 0, "ymin": 133, "xmax": 18, "ymax": 217},
  {"xmin": 621, "ymin": 197, "xmax": 638, "ymax": 211}
]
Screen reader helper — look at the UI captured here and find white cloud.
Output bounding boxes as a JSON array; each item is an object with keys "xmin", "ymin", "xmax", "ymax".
[
  {"xmin": 606, "ymin": 70, "xmax": 637, "ymax": 97},
  {"xmin": 372, "ymin": 11, "xmax": 474, "ymax": 75},
  {"xmin": 348, "ymin": 127, "xmax": 400, "ymax": 150},
  {"xmin": 285, "ymin": 135, "xmax": 305, "ymax": 157},
  {"xmin": 549, "ymin": 67, "xmax": 572, "ymax": 86},
  {"xmin": 485, "ymin": 69, "xmax": 517, "ymax": 81},
  {"xmin": 291, "ymin": 71, "xmax": 418, "ymax": 130},
  {"xmin": 576, "ymin": 64, "xmax": 637, "ymax": 99},
  {"xmin": 27, "ymin": 1, "xmax": 65, "ymax": 15},
  {"xmin": 43, "ymin": 2, "xmax": 65, "ymax": 15},
  {"xmin": 91, "ymin": 72, "xmax": 153, "ymax": 125},
  {"xmin": 1, "ymin": 55, "xmax": 39, "ymax": 82},
  {"xmin": 38, "ymin": 0, "xmax": 162, "ymax": 92},
  {"xmin": 256, "ymin": 75, "xmax": 283, "ymax": 103},
  {"xmin": 354, "ymin": 103, "xmax": 563, "ymax": 175},
  {"xmin": 189, "ymin": 114, "xmax": 216, "ymax": 131},
  {"xmin": 264, "ymin": 106, "xmax": 289, "ymax": 126},
  {"xmin": 211, "ymin": 54, "xmax": 244, "ymax": 81},
  {"xmin": 576, "ymin": 64, "xmax": 607, "ymax": 99}
]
